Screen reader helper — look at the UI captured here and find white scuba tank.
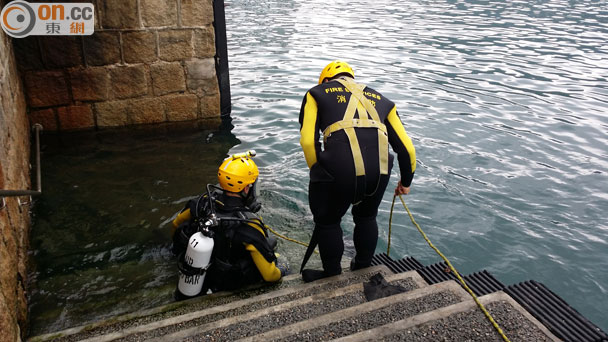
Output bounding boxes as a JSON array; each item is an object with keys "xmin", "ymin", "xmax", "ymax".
[{"xmin": 177, "ymin": 232, "xmax": 214, "ymax": 297}]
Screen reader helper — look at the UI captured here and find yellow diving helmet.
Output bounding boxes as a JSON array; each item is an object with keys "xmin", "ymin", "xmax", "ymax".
[
  {"xmin": 318, "ymin": 60, "xmax": 355, "ymax": 84},
  {"xmin": 218, "ymin": 150, "xmax": 259, "ymax": 193}
]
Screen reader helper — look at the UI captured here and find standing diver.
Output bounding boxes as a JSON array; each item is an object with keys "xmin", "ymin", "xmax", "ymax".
[
  {"xmin": 171, "ymin": 151, "xmax": 288, "ymax": 297},
  {"xmin": 299, "ymin": 60, "xmax": 416, "ymax": 282}
]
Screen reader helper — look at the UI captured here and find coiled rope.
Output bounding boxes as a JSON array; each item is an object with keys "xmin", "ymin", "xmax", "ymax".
[{"xmin": 389, "ymin": 194, "xmax": 511, "ymax": 342}]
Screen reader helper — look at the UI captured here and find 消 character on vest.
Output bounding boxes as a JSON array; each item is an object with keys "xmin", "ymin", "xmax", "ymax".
[
  {"xmin": 298, "ymin": 61, "xmax": 416, "ymax": 282},
  {"xmin": 171, "ymin": 151, "xmax": 289, "ymax": 297}
]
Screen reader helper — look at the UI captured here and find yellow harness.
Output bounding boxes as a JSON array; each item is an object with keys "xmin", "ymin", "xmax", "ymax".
[{"xmin": 322, "ymin": 78, "xmax": 389, "ymax": 177}]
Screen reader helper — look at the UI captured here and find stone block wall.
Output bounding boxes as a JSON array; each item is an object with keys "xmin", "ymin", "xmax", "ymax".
[
  {"xmin": 17, "ymin": 0, "xmax": 221, "ymax": 131},
  {"xmin": 0, "ymin": 19, "xmax": 31, "ymax": 342}
]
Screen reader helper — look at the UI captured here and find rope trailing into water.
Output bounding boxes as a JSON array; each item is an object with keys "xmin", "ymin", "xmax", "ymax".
[
  {"xmin": 265, "ymin": 225, "xmax": 319, "ymax": 254},
  {"xmin": 391, "ymin": 194, "xmax": 511, "ymax": 342}
]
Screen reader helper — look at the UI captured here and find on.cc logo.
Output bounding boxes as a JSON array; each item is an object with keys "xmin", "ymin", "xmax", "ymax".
[{"xmin": 1, "ymin": 1, "xmax": 36, "ymax": 37}]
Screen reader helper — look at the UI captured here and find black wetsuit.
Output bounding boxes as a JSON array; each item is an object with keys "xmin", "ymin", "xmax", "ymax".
[{"xmin": 299, "ymin": 77, "xmax": 416, "ymax": 276}]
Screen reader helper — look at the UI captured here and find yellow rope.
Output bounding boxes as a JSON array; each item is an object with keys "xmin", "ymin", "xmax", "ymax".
[
  {"xmin": 265, "ymin": 225, "xmax": 319, "ymax": 254},
  {"xmin": 263, "ymin": 196, "xmax": 507, "ymax": 340},
  {"xmin": 395, "ymin": 194, "xmax": 511, "ymax": 342}
]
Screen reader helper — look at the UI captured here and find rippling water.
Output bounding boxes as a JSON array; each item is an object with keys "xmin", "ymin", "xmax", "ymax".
[
  {"xmin": 29, "ymin": 0, "xmax": 608, "ymax": 335},
  {"xmin": 225, "ymin": 0, "xmax": 608, "ymax": 331}
]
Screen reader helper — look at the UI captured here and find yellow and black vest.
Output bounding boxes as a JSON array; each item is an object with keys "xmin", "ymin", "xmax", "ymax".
[
  {"xmin": 300, "ymin": 77, "xmax": 416, "ymax": 200},
  {"xmin": 322, "ymin": 78, "xmax": 390, "ymax": 177}
]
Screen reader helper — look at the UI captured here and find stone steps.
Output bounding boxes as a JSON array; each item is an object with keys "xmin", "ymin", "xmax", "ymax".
[
  {"xmin": 235, "ymin": 280, "xmax": 469, "ymax": 342},
  {"xmin": 29, "ymin": 265, "xmax": 395, "ymax": 342},
  {"xmin": 29, "ymin": 264, "xmax": 562, "ymax": 342},
  {"xmin": 146, "ymin": 270, "xmax": 427, "ymax": 342},
  {"xmin": 331, "ymin": 291, "xmax": 561, "ymax": 342}
]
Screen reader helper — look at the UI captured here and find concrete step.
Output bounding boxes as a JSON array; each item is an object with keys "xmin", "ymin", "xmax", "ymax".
[
  {"xmin": 329, "ymin": 291, "xmax": 562, "ymax": 342},
  {"xmin": 29, "ymin": 265, "xmax": 401, "ymax": 342},
  {"xmin": 29, "ymin": 263, "xmax": 563, "ymax": 342},
  {"xmin": 235, "ymin": 279, "xmax": 471, "ymax": 342},
  {"xmin": 138, "ymin": 270, "xmax": 427, "ymax": 342}
]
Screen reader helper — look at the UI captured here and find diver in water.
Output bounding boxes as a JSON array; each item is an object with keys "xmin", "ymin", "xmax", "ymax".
[
  {"xmin": 171, "ymin": 151, "xmax": 288, "ymax": 297},
  {"xmin": 299, "ymin": 60, "xmax": 416, "ymax": 282}
]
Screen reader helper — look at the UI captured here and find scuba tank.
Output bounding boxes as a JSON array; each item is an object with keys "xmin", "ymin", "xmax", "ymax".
[{"xmin": 176, "ymin": 214, "xmax": 216, "ymax": 298}]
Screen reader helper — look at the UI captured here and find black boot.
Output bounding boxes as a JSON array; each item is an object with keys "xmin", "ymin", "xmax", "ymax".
[
  {"xmin": 302, "ymin": 268, "xmax": 342, "ymax": 283},
  {"xmin": 350, "ymin": 257, "xmax": 370, "ymax": 271},
  {"xmin": 302, "ymin": 269, "xmax": 326, "ymax": 283}
]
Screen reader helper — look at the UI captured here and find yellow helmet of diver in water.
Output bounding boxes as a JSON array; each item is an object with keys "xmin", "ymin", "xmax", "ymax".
[
  {"xmin": 218, "ymin": 150, "xmax": 259, "ymax": 193},
  {"xmin": 318, "ymin": 60, "xmax": 355, "ymax": 84}
]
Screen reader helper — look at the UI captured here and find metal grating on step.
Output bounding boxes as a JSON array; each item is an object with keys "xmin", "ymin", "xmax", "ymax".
[
  {"xmin": 465, "ymin": 270, "xmax": 505, "ymax": 296},
  {"xmin": 416, "ymin": 262, "xmax": 505, "ymax": 296},
  {"xmin": 371, "ymin": 253, "xmax": 395, "ymax": 267},
  {"xmin": 391, "ymin": 256, "xmax": 425, "ymax": 273},
  {"xmin": 371, "ymin": 253, "xmax": 424, "ymax": 273},
  {"xmin": 505, "ymin": 280, "xmax": 608, "ymax": 342},
  {"xmin": 417, "ymin": 262, "xmax": 455, "ymax": 284}
]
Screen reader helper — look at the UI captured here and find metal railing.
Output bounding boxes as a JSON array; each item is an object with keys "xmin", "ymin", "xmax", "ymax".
[{"xmin": 0, "ymin": 124, "xmax": 43, "ymax": 209}]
